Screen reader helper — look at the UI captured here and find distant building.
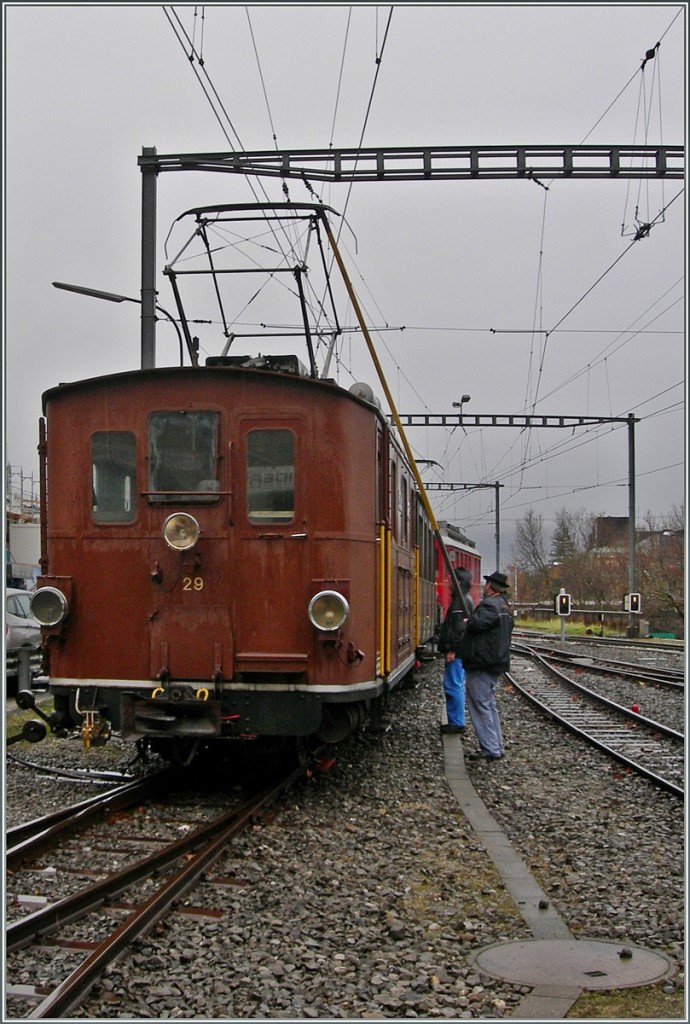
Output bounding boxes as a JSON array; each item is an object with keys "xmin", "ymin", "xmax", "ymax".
[
  {"xmin": 6, "ymin": 516, "xmax": 41, "ymax": 588},
  {"xmin": 436, "ymin": 520, "xmax": 476, "ymax": 549},
  {"xmin": 595, "ymin": 516, "xmax": 628, "ymax": 548},
  {"xmin": 595, "ymin": 515, "xmax": 684, "ymax": 552}
]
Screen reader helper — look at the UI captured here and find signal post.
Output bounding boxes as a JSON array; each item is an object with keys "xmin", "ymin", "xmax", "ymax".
[{"xmin": 555, "ymin": 588, "xmax": 571, "ymax": 643}]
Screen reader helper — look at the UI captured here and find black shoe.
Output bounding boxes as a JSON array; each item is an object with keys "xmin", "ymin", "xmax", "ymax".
[
  {"xmin": 441, "ymin": 723, "xmax": 466, "ymax": 734},
  {"xmin": 466, "ymin": 751, "xmax": 503, "ymax": 761}
]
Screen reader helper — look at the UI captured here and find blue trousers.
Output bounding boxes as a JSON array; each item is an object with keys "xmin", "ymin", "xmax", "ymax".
[
  {"xmin": 443, "ymin": 656, "xmax": 465, "ymax": 727},
  {"xmin": 465, "ymin": 670, "xmax": 505, "ymax": 758}
]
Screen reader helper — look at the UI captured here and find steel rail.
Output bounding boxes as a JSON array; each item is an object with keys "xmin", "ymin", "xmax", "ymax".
[
  {"xmin": 512, "ymin": 629, "xmax": 684, "ymax": 654},
  {"xmin": 511, "ymin": 645, "xmax": 683, "ymax": 740},
  {"xmin": 6, "ymin": 769, "xmax": 179, "ymax": 870},
  {"xmin": 6, "ymin": 751, "xmax": 138, "ymax": 783},
  {"xmin": 513, "ymin": 641, "xmax": 685, "ymax": 690},
  {"xmin": 508, "ymin": 651, "xmax": 684, "ymax": 798},
  {"xmin": 9, "ymin": 761, "xmax": 310, "ymax": 1018}
]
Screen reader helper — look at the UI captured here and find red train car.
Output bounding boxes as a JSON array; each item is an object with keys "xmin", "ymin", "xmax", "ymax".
[
  {"xmin": 434, "ymin": 521, "xmax": 482, "ymax": 628},
  {"xmin": 31, "ymin": 360, "xmax": 437, "ymax": 761}
]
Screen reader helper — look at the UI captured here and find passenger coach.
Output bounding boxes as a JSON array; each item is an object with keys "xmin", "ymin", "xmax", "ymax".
[{"xmin": 434, "ymin": 520, "xmax": 482, "ymax": 625}]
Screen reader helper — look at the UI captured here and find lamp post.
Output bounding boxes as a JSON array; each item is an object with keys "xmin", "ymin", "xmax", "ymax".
[
  {"xmin": 52, "ymin": 281, "xmax": 190, "ymax": 367},
  {"xmin": 452, "ymin": 394, "xmax": 471, "ymax": 415}
]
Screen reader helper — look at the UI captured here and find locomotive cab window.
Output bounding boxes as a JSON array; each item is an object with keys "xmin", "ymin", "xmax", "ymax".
[
  {"xmin": 92, "ymin": 431, "xmax": 136, "ymax": 522},
  {"xmin": 148, "ymin": 411, "xmax": 219, "ymax": 503},
  {"xmin": 247, "ymin": 429, "xmax": 295, "ymax": 523}
]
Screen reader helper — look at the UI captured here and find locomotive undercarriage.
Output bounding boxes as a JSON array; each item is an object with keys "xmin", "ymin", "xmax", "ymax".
[{"xmin": 43, "ymin": 674, "xmax": 390, "ymax": 762}]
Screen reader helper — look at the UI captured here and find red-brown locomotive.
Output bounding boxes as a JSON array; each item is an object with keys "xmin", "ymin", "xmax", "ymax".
[
  {"xmin": 32, "ymin": 359, "xmax": 438, "ymax": 762},
  {"xmin": 29, "ymin": 199, "xmax": 477, "ymax": 763}
]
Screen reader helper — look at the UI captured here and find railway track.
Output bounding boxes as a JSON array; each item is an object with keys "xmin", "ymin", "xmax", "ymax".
[
  {"xmin": 512, "ymin": 629, "xmax": 684, "ymax": 655},
  {"xmin": 513, "ymin": 640, "xmax": 685, "ymax": 690},
  {"xmin": 509, "ymin": 645, "xmax": 684, "ymax": 798},
  {"xmin": 6, "ymin": 769, "xmax": 180, "ymax": 871},
  {"xmin": 5, "ymin": 760, "xmax": 313, "ymax": 1018}
]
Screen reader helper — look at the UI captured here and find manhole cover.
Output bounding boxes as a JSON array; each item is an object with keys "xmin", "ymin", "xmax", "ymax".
[{"xmin": 473, "ymin": 938, "xmax": 675, "ymax": 990}]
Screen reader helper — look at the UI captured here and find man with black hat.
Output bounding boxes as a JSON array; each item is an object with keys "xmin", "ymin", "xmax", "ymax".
[{"xmin": 460, "ymin": 571, "xmax": 514, "ymax": 761}]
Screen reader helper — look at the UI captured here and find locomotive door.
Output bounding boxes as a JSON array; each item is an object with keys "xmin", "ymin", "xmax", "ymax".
[
  {"xmin": 149, "ymin": 543, "xmax": 232, "ymax": 683},
  {"xmin": 377, "ymin": 421, "xmax": 392, "ymax": 678},
  {"xmin": 147, "ymin": 407, "xmax": 232, "ymax": 683},
  {"xmin": 233, "ymin": 420, "xmax": 309, "ymax": 676}
]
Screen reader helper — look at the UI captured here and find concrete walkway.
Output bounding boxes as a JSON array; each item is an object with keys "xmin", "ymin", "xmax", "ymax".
[
  {"xmin": 442, "ymin": 732, "xmax": 584, "ymax": 1020},
  {"xmin": 442, "ymin": 732, "xmax": 677, "ymax": 1019}
]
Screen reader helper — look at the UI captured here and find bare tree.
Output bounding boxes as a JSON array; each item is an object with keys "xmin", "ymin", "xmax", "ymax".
[
  {"xmin": 637, "ymin": 506, "xmax": 685, "ymax": 631},
  {"xmin": 511, "ymin": 504, "xmax": 684, "ymax": 636},
  {"xmin": 514, "ymin": 509, "xmax": 553, "ymax": 598}
]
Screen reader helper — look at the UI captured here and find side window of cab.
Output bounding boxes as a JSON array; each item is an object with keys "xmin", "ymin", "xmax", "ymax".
[
  {"xmin": 91, "ymin": 431, "xmax": 136, "ymax": 522},
  {"xmin": 246, "ymin": 429, "xmax": 295, "ymax": 524}
]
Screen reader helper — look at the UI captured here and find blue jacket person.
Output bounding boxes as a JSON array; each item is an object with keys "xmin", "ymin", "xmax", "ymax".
[{"xmin": 438, "ymin": 568, "xmax": 474, "ymax": 734}]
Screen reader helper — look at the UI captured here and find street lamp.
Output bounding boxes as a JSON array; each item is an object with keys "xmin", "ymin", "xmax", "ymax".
[
  {"xmin": 52, "ymin": 281, "xmax": 194, "ymax": 367},
  {"xmin": 452, "ymin": 394, "xmax": 471, "ymax": 414}
]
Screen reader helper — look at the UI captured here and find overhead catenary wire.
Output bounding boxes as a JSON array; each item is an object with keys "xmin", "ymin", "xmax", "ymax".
[
  {"xmin": 330, "ymin": 7, "xmax": 395, "ymax": 242},
  {"xmin": 512, "ymin": 12, "xmax": 683, "ymax": 503},
  {"xmin": 437, "ymin": 367, "xmax": 683, "ymax": 529},
  {"xmin": 245, "ymin": 7, "xmax": 280, "ymax": 152},
  {"xmin": 191, "ymin": 5, "xmax": 205, "ymax": 65},
  {"xmin": 470, "ymin": 383, "xmax": 683, "ymax": 501},
  {"xmin": 313, "ymin": 8, "xmax": 396, "ymax": 382},
  {"xmin": 163, "ymin": 6, "xmax": 244, "ymax": 152},
  {"xmin": 159, "ymin": 6, "xmax": 682, "ymax": 554},
  {"xmin": 163, "ymin": 6, "xmax": 324, "ymax": 324},
  {"xmin": 527, "ymin": 290, "xmax": 684, "ymax": 408},
  {"xmin": 438, "ymin": 391, "xmax": 684, "ymax": 534},
  {"xmin": 162, "ymin": 8, "xmax": 404, "ymax": 374},
  {"xmin": 165, "ymin": 5, "xmax": 681, "ymax": 397},
  {"xmin": 509, "ymin": 181, "xmax": 684, "ymax": 493},
  {"xmin": 465, "ymin": 456, "xmax": 686, "ymax": 527},
  {"xmin": 415, "ymin": 15, "xmax": 683, "ymax": 545},
  {"xmin": 329, "ymin": 7, "xmax": 353, "ymax": 148}
]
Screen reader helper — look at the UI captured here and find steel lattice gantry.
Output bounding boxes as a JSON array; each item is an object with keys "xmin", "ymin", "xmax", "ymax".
[
  {"xmin": 140, "ymin": 144, "xmax": 684, "ymax": 182},
  {"xmin": 138, "ymin": 144, "xmax": 684, "ymax": 368},
  {"xmin": 398, "ymin": 412, "xmax": 641, "ymax": 635},
  {"xmin": 390, "ymin": 413, "xmax": 634, "ymax": 428}
]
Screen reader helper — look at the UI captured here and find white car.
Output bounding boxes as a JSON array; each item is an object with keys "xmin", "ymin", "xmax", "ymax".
[{"xmin": 5, "ymin": 587, "xmax": 42, "ymax": 689}]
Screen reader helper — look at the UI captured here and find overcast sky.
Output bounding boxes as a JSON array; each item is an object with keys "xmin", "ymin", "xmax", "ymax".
[{"xmin": 3, "ymin": 3, "xmax": 686, "ymax": 566}]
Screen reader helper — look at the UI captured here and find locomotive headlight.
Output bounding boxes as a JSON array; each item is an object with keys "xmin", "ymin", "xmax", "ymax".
[
  {"xmin": 31, "ymin": 587, "xmax": 69, "ymax": 627},
  {"xmin": 162, "ymin": 512, "xmax": 201, "ymax": 551},
  {"xmin": 308, "ymin": 591, "xmax": 350, "ymax": 632}
]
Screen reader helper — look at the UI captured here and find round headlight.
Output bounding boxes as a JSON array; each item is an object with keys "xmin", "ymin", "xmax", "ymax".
[
  {"xmin": 31, "ymin": 587, "xmax": 69, "ymax": 627},
  {"xmin": 162, "ymin": 512, "xmax": 201, "ymax": 551},
  {"xmin": 308, "ymin": 590, "xmax": 349, "ymax": 632}
]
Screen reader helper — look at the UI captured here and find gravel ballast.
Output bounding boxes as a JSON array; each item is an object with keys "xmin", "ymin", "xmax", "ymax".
[{"xmin": 4, "ymin": 643, "xmax": 684, "ymax": 1019}]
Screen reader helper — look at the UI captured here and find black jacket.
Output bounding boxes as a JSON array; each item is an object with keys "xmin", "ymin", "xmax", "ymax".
[
  {"xmin": 438, "ymin": 571, "xmax": 474, "ymax": 655},
  {"xmin": 460, "ymin": 592, "xmax": 514, "ymax": 674}
]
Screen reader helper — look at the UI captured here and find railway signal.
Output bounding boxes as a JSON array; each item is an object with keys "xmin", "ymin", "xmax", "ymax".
[
  {"xmin": 555, "ymin": 591, "xmax": 571, "ymax": 617},
  {"xmin": 625, "ymin": 593, "xmax": 642, "ymax": 613}
]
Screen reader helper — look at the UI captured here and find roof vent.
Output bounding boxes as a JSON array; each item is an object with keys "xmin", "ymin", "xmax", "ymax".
[
  {"xmin": 206, "ymin": 354, "xmax": 308, "ymax": 376},
  {"xmin": 349, "ymin": 382, "xmax": 381, "ymax": 408}
]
